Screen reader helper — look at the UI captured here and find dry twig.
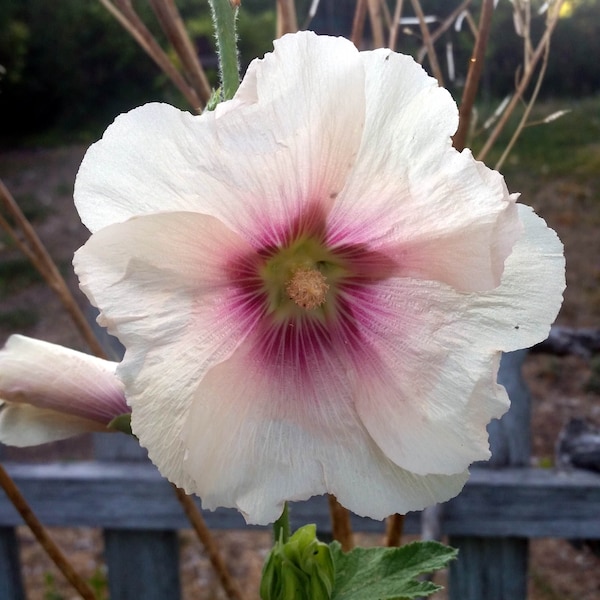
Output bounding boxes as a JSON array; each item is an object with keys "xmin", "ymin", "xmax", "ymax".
[
  {"xmin": 98, "ymin": 0, "xmax": 203, "ymax": 111},
  {"xmin": 385, "ymin": 513, "xmax": 405, "ymax": 547},
  {"xmin": 351, "ymin": 0, "xmax": 369, "ymax": 47},
  {"xmin": 0, "ymin": 179, "xmax": 106, "ymax": 358},
  {"xmin": 328, "ymin": 494, "xmax": 354, "ymax": 551},
  {"xmin": 477, "ymin": 0, "xmax": 564, "ymax": 161},
  {"xmin": 173, "ymin": 485, "xmax": 246, "ymax": 600},
  {"xmin": 453, "ymin": 0, "xmax": 495, "ymax": 152},
  {"xmin": 276, "ymin": 0, "xmax": 298, "ymax": 37},
  {"xmin": 410, "ymin": 0, "xmax": 444, "ymax": 85}
]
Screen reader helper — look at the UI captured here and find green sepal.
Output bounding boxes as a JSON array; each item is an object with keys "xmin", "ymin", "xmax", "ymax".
[
  {"xmin": 330, "ymin": 540, "xmax": 457, "ymax": 600},
  {"xmin": 107, "ymin": 413, "xmax": 132, "ymax": 435},
  {"xmin": 205, "ymin": 87, "xmax": 222, "ymax": 111},
  {"xmin": 260, "ymin": 524, "xmax": 335, "ymax": 600}
]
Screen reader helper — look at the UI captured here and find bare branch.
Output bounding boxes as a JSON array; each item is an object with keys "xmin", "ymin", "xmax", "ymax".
[
  {"xmin": 410, "ymin": 0, "xmax": 444, "ymax": 85},
  {"xmin": 453, "ymin": 0, "xmax": 495, "ymax": 152}
]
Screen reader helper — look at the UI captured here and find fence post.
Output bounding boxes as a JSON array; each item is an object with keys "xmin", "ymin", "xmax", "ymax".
[
  {"xmin": 449, "ymin": 350, "xmax": 530, "ymax": 600},
  {"xmin": 0, "ymin": 443, "xmax": 26, "ymax": 600},
  {"xmin": 0, "ymin": 525, "xmax": 25, "ymax": 600},
  {"xmin": 94, "ymin": 434, "xmax": 182, "ymax": 600}
]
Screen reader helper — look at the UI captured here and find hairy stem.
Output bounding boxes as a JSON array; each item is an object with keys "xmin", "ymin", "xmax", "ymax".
[{"xmin": 209, "ymin": 0, "xmax": 240, "ymax": 101}]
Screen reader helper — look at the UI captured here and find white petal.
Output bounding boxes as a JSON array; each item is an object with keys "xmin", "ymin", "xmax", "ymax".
[
  {"xmin": 331, "ymin": 48, "xmax": 520, "ymax": 292},
  {"xmin": 74, "ymin": 212, "xmax": 259, "ymax": 492},
  {"xmin": 461, "ymin": 204, "xmax": 565, "ymax": 351},
  {"xmin": 0, "ymin": 335, "xmax": 126, "ymax": 424},
  {"xmin": 354, "ymin": 204, "xmax": 564, "ymax": 475},
  {"xmin": 0, "ymin": 401, "xmax": 105, "ymax": 446},
  {"xmin": 75, "ymin": 32, "xmax": 366, "ymax": 248},
  {"xmin": 170, "ymin": 335, "xmax": 468, "ymax": 524}
]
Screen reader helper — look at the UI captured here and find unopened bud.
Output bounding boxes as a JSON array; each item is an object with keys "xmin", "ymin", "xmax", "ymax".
[{"xmin": 260, "ymin": 524, "xmax": 335, "ymax": 600}]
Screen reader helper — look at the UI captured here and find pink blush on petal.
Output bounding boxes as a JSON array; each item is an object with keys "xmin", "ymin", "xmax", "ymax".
[{"xmin": 217, "ymin": 215, "xmax": 410, "ymax": 403}]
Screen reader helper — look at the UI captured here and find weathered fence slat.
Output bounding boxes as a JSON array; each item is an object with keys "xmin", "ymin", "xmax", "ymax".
[
  {"xmin": 1, "ymin": 463, "xmax": 600, "ymax": 536},
  {"xmin": 449, "ymin": 536, "xmax": 528, "ymax": 600},
  {"xmin": 449, "ymin": 350, "xmax": 531, "ymax": 600},
  {"xmin": 94, "ymin": 433, "xmax": 181, "ymax": 600},
  {"xmin": 0, "ymin": 526, "xmax": 25, "ymax": 600},
  {"xmin": 103, "ymin": 529, "xmax": 181, "ymax": 600}
]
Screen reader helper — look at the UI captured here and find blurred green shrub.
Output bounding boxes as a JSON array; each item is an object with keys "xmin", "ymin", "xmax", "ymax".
[
  {"xmin": 0, "ymin": 0, "xmax": 275, "ymax": 145},
  {"xmin": 0, "ymin": 0, "xmax": 598, "ymax": 145}
]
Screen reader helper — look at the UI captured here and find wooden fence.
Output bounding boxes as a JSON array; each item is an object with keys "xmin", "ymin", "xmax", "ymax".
[{"xmin": 1, "ymin": 349, "xmax": 600, "ymax": 599}]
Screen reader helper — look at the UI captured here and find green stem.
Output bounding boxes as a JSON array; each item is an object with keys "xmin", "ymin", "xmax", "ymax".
[
  {"xmin": 273, "ymin": 502, "xmax": 290, "ymax": 543},
  {"xmin": 209, "ymin": 0, "xmax": 240, "ymax": 100}
]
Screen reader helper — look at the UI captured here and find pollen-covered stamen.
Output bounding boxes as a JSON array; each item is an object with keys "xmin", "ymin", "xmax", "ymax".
[{"xmin": 286, "ymin": 267, "xmax": 329, "ymax": 310}]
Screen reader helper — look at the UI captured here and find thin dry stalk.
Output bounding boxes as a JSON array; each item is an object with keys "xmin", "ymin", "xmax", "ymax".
[
  {"xmin": 148, "ymin": 0, "xmax": 212, "ymax": 104},
  {"xmin": 379, "ymin": 0, "xmax": 393, "ymax": 30},
  {"xmin": 0, "ymin": 465, "xmax": 97, "ymax": 600},
  {"xmin": 453, "ymin": 0, "xmax": 495, "ymax": 152},
  {"xmin": 328, "ymin": 494, "xmax": 354, "ymax": 551},
  {"xmin": 388, "ymin": 0, "xmax": 404, "ymax": 50},
  {"xmin": 495, "ymin": 38, "xmax": 551, "ymax": 171},
  {"xmin": 517, "ymin": 0, "xmax": 534, "ymax": 64},
  {"xmin": 98, "ymin": 0, "xmax": 203, "ymax": 111},
  {"xmin": 410, "ymin": 0, "xmax": 444, "ymax": 85},
  {"xmin": 276, "ymin": 0, "xmax": 299, "ymax": 37},
  {"xmin": 350, "ymin": 0, "xmax": 369, "ymax": 47},
  {"xmin": 173, "ymin": 485, "xmax": 245, "ymax": 600},
  {"xmin": 416, "ymin": 0, "xmax": 472, "ymax": 63},
  {"xmin": 367, "ymin": 0, "xmax": 386, "ymax": 48},
  {"xmin": 0, "ymin": 179, "xmax": 107, "ymax": 358},
  {"xmin": 477, "ymin": 0, "xmax": 564, "ymax": 161},
  {"xmin": 385, "ymin": 513, "xmax": 405, "ymax": 547}
]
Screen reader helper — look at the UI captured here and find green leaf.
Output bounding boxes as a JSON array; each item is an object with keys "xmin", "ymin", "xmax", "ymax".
[{"xmin": 330, "ymin": 540, "xmax": 457, "ymax": 600}]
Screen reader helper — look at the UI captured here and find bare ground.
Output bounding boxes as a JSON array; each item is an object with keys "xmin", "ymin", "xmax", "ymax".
[{"xmin": 1, "ymin": 145, "xmax": 600, "ymax": 599}]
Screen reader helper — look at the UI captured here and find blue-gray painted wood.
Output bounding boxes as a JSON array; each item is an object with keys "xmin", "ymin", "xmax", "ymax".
[
  {"xmin": 450, "ymin": 350, "xmax": 531, "ymax": 600},
  {"xmin": 92, "ymin": 432, "xmax": 148, "ymax": 461},
  {"xmin": 93, "ymin": 430, "xmax": 180, "ymax": 600},
  {"xmin": 104, "ymin": 529, "xmax": 181, "ymax": 600},
  {"xmin": 0, "ymin": 527, "xmax": 25, "ymax": 600},
  {"xmin": 0, "ymin": 444, "xmax": 25, "ymax": 600},
  {"xmin": 1, "ymin": 462, "xmax": 599, "ymax": 538},
  {"xmin": 488, "ymin": 350, "xmax": 531, "ymax": 467},
  {"xmin": 448, "ymin": 536, "xmax": 528, "ymax": 600}
]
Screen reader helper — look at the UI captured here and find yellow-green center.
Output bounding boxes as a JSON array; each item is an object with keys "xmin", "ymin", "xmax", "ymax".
[{"xmin": 259, "ymin": 236, "xmax": 348, "ymax": 319}]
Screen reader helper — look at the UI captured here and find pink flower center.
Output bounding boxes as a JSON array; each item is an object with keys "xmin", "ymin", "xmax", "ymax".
[
  {"xmin": 224, "ymin": 211, "xmax": 399, "ymax": 386},
  {"xmin": 258, "ymin": 234, "xmax": 349, "ymax": 322}
]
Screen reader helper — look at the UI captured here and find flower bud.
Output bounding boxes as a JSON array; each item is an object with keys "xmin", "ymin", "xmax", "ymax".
[{"xmin": 260, "ymin": 524, "xmax": 335, "ymax": 600}]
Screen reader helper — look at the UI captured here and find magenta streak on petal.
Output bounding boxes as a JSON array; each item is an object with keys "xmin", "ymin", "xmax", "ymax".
[{"xmin": 221, "ymin": 209, "xmax": 403, "ymax": 403}]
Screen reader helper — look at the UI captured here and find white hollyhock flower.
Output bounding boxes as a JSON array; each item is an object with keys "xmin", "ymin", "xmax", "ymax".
[
  {"xmin": 73, "ymin": 32, "xmax": 564, "ymax": 524},
  {"xmin": 0, "ymin": 335, "xmax": 127, "ymax": 446}
]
